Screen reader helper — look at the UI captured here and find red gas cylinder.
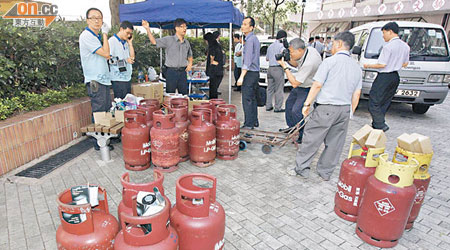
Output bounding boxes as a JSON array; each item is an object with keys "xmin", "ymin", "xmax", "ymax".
[
  {"xmin": 122, "ymin": 110, "xmax": 151, "ymax": 171},
  {"xmin": 170, "ymin": 105, "xmax": 190, "ymax": 162},
  {"xmin": 163, "ymin": 94, "xmax": 186, "ymax": 108},
  {"xmin": 114, "ymin": 196, "xmax": 178, "ymax": 250},
  {"xmin": 189, "ymin": 109, "xmax": 216, "ymax": 167},
  {"xmin": 118, "ymin": 170, "xmax": 170, "ymax": 225},
  {"xmin": 137, "ymin": 103, "xmax": 159, "ymax": 129},
  {"xmin": 151, "ymin": 110, "xmax": 179, "ymax": 172},
  {"xmin": 356, "ymin": 153, "xmax": 418, "ymax": 248},
  {"xmin": 171, "ymin": 173, "xmax": 225, "ymax": 250},
  {"xmin": 140, "ymin": 99, "xmax": 160, "ymax": 109},
  {"xmin": 215, "ymin": 104, "xmax": 240, "ymax": 160},
  {"xmin": 392, "ymin": 146, "xmax": 433, "ymax": 230},
  {"xmin": 170, "ymin": 97, "xmax": 189, "ymax": 108},
  {"xmin": 334, "ymin": 142, "xmax": 385, "ymax": 222},
  {"xmin": 209, "ymin": 99, "xmax": 226, "ymax": 124},
  {"xmin": 56, "ymin": 186, "xmax": 119, "ymax": 250}
]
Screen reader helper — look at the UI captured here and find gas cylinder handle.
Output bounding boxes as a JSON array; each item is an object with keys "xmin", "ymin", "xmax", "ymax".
[
  {"xmin": 176, "ymin": 185, "xmax": 211, "ymax": 217},
  {"xmin": 121, "ymin": 196, "xmax": 171, "ymax": 246},
  {"xmin": 57, "ymin": 188, "xmax": 95, "ymax": 234},
  {"xmin": 175, "ymin": 173, "xmax": 217, "ymax": 217}
]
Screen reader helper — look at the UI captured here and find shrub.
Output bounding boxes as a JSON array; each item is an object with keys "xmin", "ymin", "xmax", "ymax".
[{"xmin": 0, "ymin": 84, "xmax": 86, "ymax": 120}]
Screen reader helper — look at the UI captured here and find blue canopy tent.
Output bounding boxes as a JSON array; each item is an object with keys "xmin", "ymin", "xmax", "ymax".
[{"xmin": 119, "ymin": 0, "xmax": 245, "ymax": 103}]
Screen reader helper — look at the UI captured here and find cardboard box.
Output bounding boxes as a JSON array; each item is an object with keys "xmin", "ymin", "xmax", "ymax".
[
  {"xmin": 93, "ymin": 112, "xmax": 119, "ymax": 127},
  {"xmin": 365, "ymin": 129, "xmax": 387, "ymax": 148},
  {"xmin": 411, "ymin": 133, "xmax": 433, "ymax": 154},
  {"xmin": 131, "ymin": 82, "xmax": 164, "ymax": 103},
  {"xmin": 352, "ymin": 124, "xmax": 373, "ymax": 147},
  {"xmin": 188, "ymin": 99, "xmax": 209, "ymax": 112},
  {"xmin": 397, "ymin": 133, "xmax": 420, "ymax": 152},
  {"xmin": 114, "ymin": 110, "xmax": 125, "ymax": 123}
]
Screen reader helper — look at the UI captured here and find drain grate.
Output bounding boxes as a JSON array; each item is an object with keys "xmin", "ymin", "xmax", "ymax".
[{"xmin": 16, "ymin": 139, "xmax": 93, "ymax": 179}]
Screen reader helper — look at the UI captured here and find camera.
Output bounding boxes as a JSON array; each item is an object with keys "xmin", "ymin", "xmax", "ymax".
[
  {"xmin": 108, "ymin": 56, "xmax": 127, "ymax": 72},
  {"xmin": 275, "ymin": 38, "xmax": 290, "ymax": 62}
]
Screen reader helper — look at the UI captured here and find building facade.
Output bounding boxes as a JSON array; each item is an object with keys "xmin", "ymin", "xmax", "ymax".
[{"xmin": 290, "ymin": 0, "xmax": 450, "ymax": 39}]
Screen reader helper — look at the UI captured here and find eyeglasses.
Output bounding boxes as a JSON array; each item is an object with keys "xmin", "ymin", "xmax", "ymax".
[{"xmin": 88, "ymin": 17, "xmax": 103, "ymax": 22}]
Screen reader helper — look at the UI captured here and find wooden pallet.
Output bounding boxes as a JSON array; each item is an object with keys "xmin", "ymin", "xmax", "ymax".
[{"xmin": 81, "ymin": 122, "xmax": 124, "ymax": 134}]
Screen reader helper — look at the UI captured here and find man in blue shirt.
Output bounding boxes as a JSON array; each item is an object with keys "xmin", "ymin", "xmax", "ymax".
[
  {"xmin": 266, "ymin": 30, "xmax": 287, "ymax": 112},
  {"xmin": 109, "ymin": 21, "xmax": 135, "ymax": 99},
  {"xmin": 237, "ymin": 17, "xmax": 260, "ymax": 129},
  {"xmin": 79, "ymin": 7, "xmax": 112, "ymax": 150}
]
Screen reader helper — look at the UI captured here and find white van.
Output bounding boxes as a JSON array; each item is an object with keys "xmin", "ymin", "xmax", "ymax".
[{"xmin": 350, "ymin": 21, "xmax": 449, "ymax": 114}]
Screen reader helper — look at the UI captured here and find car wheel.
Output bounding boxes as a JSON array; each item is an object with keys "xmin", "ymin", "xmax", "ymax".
[{"xmin": 412, "ymin": 104, "xmax": 430, "ymax": 114}]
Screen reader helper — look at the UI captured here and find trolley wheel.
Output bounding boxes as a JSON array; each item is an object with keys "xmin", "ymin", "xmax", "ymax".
[
  {"xmin": 262, "ymin": 144, "xmax": 272, "ymax": 154},
  {"xmin": 239, "ymin": 140, "xmax": 247, "ymax": 151}
]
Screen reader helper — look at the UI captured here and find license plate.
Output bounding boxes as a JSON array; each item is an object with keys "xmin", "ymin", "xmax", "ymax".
[{"xmin": 395, "ymin": 90, "xmax": 420, "ymax": 97}]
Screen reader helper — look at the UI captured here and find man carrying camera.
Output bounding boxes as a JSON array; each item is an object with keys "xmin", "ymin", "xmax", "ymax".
[
  {"xmin": 109, "ymin": 21, "xmax": 135, "ymax": 99},
  {"xmin": 277, "ymin": 38, "xmax": 322, "ymax": 143},
  {"xmin": 265, "ymin": 30, "xmax": 288, "ymax": 112},
  {"xmin": 79, "ymin": 8, "xmax": 113, "ymax": 150},
  {"xmin": 143, "ymin": 19, "xmax": 193, "ymax": 95}
]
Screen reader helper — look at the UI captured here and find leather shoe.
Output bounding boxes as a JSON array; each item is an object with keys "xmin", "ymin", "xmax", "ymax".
[
  {"xmin": 274, "ymin": 109, "xmax": 285, "ymax": 113},
  {"xmin": 382, "ymin": 124, "xmax": 389, "ymax": 132},
  {"xmin": 266, "ymin": 107, "xmax": 274, "ymax": 111},
  {"xmin": 240, "ymin": 125, "xmax": 254, "ymax": 130}
]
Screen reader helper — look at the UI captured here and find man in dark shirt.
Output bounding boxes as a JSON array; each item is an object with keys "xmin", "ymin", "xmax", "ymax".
[
  {"xmin": 237, "ymin": 17, "xmax": 260, "ymax": 129},
  {"xmin": 144, "ymin": 18, "xmax": 193, "ymax": 95}
]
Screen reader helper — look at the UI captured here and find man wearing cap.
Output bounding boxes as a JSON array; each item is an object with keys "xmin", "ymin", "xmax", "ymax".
[
  {"xmin": 265, "ymin": 30, "xmax": 288, "ymax": 112},
  {"xmin": 143, "ymin": 18, "xmax": 193, "ymax": 95}
]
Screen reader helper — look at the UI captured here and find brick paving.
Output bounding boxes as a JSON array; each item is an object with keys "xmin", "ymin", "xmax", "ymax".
[{"xmin": 1, "ymin": 76, "xmax": 449, "ymax": 249}]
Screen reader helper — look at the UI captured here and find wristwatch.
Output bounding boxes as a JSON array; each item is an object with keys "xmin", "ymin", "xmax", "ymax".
[
  {"xmin": 283, "ymin": 67, "xmax": 289, "ymax": 71},
  {"xmin": 303, "ymin": 103, "xmax": 310, "ymax": 107}
]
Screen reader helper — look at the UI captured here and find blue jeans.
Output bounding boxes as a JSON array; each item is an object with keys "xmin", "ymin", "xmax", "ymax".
[
  {"xmin": 368, "ymin": 72, "xmax": 400, "ymax": 129},
  {"xmin": 242, "ymin": 71, "xmax": 259, "ymax": 127},
  {"xmin": 285, "ymin": 87, "xmax": 310, "ymax": 140}
]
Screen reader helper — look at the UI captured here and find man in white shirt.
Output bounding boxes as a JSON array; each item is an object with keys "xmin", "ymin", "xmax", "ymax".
[
  {"xmin": 233, "ymin": 34, "xmax": 243, "ymax": 91},
  {"xmin": 109, "ymin": 21, "xmax": 135, "ymax": 99}
]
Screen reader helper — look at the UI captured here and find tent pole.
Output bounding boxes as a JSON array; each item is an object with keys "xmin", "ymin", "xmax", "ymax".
[
  {"xmin": 159, "ymin": 27, "xmax": 163, "ymax": 76},
  {"xmin": 228, "ymin": 22, "xmax": 232, "ymax": 104}
]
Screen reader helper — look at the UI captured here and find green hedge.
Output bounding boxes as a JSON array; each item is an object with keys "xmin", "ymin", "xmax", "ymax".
[
  {"xmin": 0, "ymin": 18, "xmax": 230, "ymax": 120},
  {"xmin": 0, "ymin": 84, "xmax": 87, "ymax": 120}
]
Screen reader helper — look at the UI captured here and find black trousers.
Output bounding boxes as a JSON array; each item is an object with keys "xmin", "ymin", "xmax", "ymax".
[
  {"xmin": 209, "ymin": 73, "xmax": 223, "ymax": 99},
  {"xmin": 111, "ymin": 80, "xmax": 131, "ymax": 99},
  {"xmin": 166, "ymin": 67, "xmax": 188, "ymax": 95},
  {"xmin": 234, "ymin": 67, "xmax": 241, "ymax": 86},
  {"xmin": 242, "ymin": 71, "xmax": 259, "ymax": 127},
  {"xmin": 368, "ymin": 71, "xmax": 400, "ymax": 129}
]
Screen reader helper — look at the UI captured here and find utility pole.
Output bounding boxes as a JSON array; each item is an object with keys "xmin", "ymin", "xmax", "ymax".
[{"xmin": 299, "ymin": 0, "xmax": 306, "ymax": 38}]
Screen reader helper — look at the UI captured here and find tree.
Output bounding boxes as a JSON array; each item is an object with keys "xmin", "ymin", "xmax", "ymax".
[
  {"xmin": 110, "ymin": 0, "xmax": 124, "ymax": 27},
  {"xmin": 245, "ymin": 0, "xmax": 302, "ymax": 38}
]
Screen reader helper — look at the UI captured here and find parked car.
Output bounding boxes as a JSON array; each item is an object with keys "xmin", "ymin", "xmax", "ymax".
[
  {"xmin": 258, "ymin": 38, "xmax": 291, "ymax": 88},
  {"xmin": 350, "ymin": 21, "xmax": 450, "ymax": 114}
]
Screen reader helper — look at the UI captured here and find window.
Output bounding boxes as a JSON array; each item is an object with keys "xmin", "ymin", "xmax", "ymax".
[
  {"xmin": 358, "ymin": 30, "xmax": 369, "ymax": 48},
  {"xmin": 365, "ymin": 27, "xmax": 449, "ymax": 61}
]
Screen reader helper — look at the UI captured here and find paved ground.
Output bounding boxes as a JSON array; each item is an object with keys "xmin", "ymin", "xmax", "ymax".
[{"xmin": 1, "ymin": 75, "xmax": 450, "ymax": 250}]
